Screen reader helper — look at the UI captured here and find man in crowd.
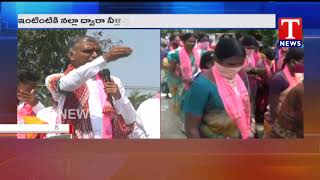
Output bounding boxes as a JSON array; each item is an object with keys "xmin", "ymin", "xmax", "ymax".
[
  {"xmin": 46, "ymin": 35, "xmax": 137, "ymax": 139},
  {"xmin": 17, "ymin": 70, "xmax": 45, "ymax": 139}
]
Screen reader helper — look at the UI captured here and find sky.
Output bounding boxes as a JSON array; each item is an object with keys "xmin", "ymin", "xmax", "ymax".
[{"xmin": 87, "ymin": 29, "xmax": 160, "ymax": 88}]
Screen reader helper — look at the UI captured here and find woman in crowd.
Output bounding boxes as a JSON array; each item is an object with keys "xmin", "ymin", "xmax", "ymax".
[
  {"xmin": 270, "ymin": 80, "xmax": 304, "ymax": 138},
  {"xmin": 265, "ymin": 47, "xmax": 304, "ymax": 137},
  {"xmin": 182, "ymin": 38, "xmax": 255, "ymax": 139},
  {"xmin": 167, "ymin": 33, "xmax": 204, "ymax": 116},
  {"xmin": 241, "ymin": 35, "xmax": 265, "ymax": 120},
  {"xmin": 200, "ymin": 51, "xmax": 215, "ymax": 70},
  {"xmin": 276, "ymin": 47, "xmax": 289, "ymax": 71},
  {"xmin": 197, "ymin": 33, "xmax": 211, "ymax": 51},
  {"xmin": 168, "ymin": 33, "xmax": 182, "ymax": 51},
  {"xmin": 255, "ymin": 48, "xmax": 276, "ymax": 124}
]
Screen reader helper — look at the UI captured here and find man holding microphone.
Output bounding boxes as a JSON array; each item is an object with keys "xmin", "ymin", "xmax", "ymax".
[{"xmin": 46, "ymin": 35, "xmax": 137, "ymax": 139}]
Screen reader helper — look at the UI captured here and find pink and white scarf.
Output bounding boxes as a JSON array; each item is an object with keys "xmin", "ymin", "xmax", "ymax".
[
  {"xmin": 264, "ymin": 60, "xmax": 276, "ymax": 79},
  {"xmin": 211, "ymin": 66, "xmax": 251, "ymax": 139},
  {"xmin": 96, "ymin": 74, "xmax": 113, "ymax": 139},
  {"xmin": 244, "ymin": 54, "xmax": 257, "ymax": 68},
  {"xmin": 17, "ymin": 103, "xmax": 35, "ymax": 139},
  {"xmin": 179, "ymin": 47, "xmax": 201, "ymax": 89}
]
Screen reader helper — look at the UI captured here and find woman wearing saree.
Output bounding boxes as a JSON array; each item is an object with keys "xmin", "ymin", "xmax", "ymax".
[
  {"xmin": 241, "ymin": 36, "xmax": 264, "ymax": 121},
  {"xmin": 183, "ymin": 38, "xmax": 255, "ymax": 139},
  {"xmin": 265, "ymin": 47, "xmax": 304, "ymax": 137},
  {"xmin": 167, "ymin": 33, "xmax": 205, "ymax": 117},
  {"xmin": 270, "ymin": 80, "xmax": 304, "ymax": 138},
  {"xmin": 255, "ymin": 48, "xmax": 276, "ymax": 124}
]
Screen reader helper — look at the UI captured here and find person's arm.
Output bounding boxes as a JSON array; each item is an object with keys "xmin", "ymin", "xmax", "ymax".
[
  {"xmin": 59, "ymin": 47, "xmax": 132, "ymax": 92},
  {"xmin": 246, "ymin": 64, "xmax": 265, "ymax": 78},
  {"xmin": 17, "ymin": 89, "xmax": 45, "ymax": 114},
  {"xmin": 185, "ymin": 113, "xmax": 202, "ymax": 138},
  {"xmin": 255, "ymin": 60, "xmax": 267, "ymax": 77},
  {"xmin": 58, "ymin": 56, "xmax": 108, "ymax": 92},
  {"xmin": 238, "ymin": 69, "xmax": 255, "ymax": 119},
  {"xmin": 32, "ymin": 101, "xmax": 45, "ymax": 114},
  {"xmin": 269, "ymin": 93, "xmax": 280, "ymax": 123},
  {"xmin": 182, "ymin": 77, "xmax": 209, "ymax": 138},
  {"xmin": 112, "ymin": 77, "xmax": 137, "ymax": 125},
  {"xmin": 269, "ymin": 75, "xmax": 289, "ymax": 123}
]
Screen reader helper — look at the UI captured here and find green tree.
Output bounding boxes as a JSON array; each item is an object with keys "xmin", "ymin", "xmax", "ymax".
[
  {"xmin": 18, "ymin": 30, "xmax": 87, "ymax": 106},
  {"xmin": 160, "ymin": 29, "xmax": 277, "ymax": 48},
  {"xmin": 236, "ymin": 29, "xmax": 277, "ymax": 48},
  {"xmin": 128, "ymin": 90, "xmax": 153, "ymax": 110}
]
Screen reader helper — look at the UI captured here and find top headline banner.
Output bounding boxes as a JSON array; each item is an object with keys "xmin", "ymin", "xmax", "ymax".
[{"xmin": 18, "ymin": 14, "xmax": 276, "ymax": 29}]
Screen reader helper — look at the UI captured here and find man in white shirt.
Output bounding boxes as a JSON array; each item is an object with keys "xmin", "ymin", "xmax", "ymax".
[
  {"xmin": 46, "ymin": 35, "xmax": 137, "ymax": 139},
  {"xmin": 17, "ymin": 70, "xmax": 45, "ymax": 139},
  {"xmin": 129, "ymin": 93, "xmax": 161, "ymax": 139}
]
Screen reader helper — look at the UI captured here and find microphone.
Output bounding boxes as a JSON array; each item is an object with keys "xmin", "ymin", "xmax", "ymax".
[
  {"xmin": 101, "ymin": 68, "xmax": 112, "ymax": 82},
  {"xmin": 101, "ymin": 68, "xmax": 114, "ymax": 106}
]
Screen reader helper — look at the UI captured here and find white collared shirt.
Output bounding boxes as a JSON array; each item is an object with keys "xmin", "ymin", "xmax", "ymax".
[{"xmin": 46, "ymin": 56, "xmax": 137, "ymax": 139}]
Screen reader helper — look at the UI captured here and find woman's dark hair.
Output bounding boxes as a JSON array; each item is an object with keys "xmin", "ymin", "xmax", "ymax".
[
  {"xmin": 241, "ymin": 35, "xmax": 257, "ymax": 47},
  {"xmin": 219, "ymin": 34, "xmax": 233, "ymax": 41},
  {"xmin": 17, "ymin": 69, "xmax": 40, "ymax": 83},
  {"xmin": 282, "ymin": 47, "xmax": 304, "ymax": 69},
  {"xmin": 253, "ymin": 34, "xmax": 263, "ymax": 41},
  {"xmin": 254, "ymin": 41, "xmax": 259, "ymax": 48},
  {"xmin": 180, "ymin": 33, "xmax": 196, "ymax": 42},
  {"xmin": 264, "ymin": 48, "xmax": 276, "ymax": 60},
  {"xmin": 215, "ymin": 38, "xmax": 246, "ymax": 61},
  {"xmin": 198, "ymin": 33, "xmax": 209, "ymax": 41},
  {"xmin": 200, "ymin": 51, "xmax": 215, "ymax": 69},
  {"xmin": 235, "ymin": 32, "xmax": 244, "ymax": 41},
  {"xmin": 169, "ymin": 34, "xmax": 180, "ymax": 42}
]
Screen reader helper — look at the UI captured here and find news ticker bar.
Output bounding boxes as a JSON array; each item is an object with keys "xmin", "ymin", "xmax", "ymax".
[
  {"xmin": 0, "ymin": 124, "xmax": 72, "ymax": 133},
  {"xmin": 18, "ymin": 14, "xmax": 276, "ymax": 28}
]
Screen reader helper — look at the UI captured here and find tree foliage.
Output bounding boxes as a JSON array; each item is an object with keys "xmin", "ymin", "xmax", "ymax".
[
  {"xmin": 128, "ymin": 90, "xmax": 153, "ymax": 110},
  {"xmin": 161, "ymin": 29, "xmax": 277, "ymax": 48}
]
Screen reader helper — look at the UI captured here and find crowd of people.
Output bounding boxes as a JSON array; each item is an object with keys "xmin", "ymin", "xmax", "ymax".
[
  {"xmin": 17, "ymin": 35, "xmax": 160, "ymax": 139},
  {"xmin": 161, "ymin": 31, "xmax": 304, "ymax": 139}
]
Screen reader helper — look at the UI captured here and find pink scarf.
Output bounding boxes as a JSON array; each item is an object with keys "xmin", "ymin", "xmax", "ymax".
[
  {"xmin": 283, "ymin": 65, "xmax": 299, "ymax": 89},
  {"xmin": 17, "ymin": 103, "xmax": 35, "ymax": 139},
  {"xmin": 179, "ymin": 47, "xmax": 201, "ymax": 89},
  {"xmin": 47, "ymin": 65, "xmax": 116, "ymax": 139},
  {"xmin": 264, "ymin": 60, "xmax": 276, "ymax": 79},
  {"xmin": 196, "ymin": 42, "xmax": 210, "ymax": 51},
  {"xmin": 96, "ymin": 74, "xmax": 113, "ymax": 139},
  {"xmin": 253, "ymin": 52, "xmax": 260, "ymax": 64},
  {"xmin": 211, "ymin": 66, "xmax": 251, "ymax": 139},
  {"xmin": 244, "ymin": 54, "xmax": 256, "ymax": 68}
]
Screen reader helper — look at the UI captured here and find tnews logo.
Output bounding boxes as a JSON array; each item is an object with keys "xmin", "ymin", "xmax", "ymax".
[{"xmin": 278, "ymin": 18, "xmax": 303, "ymax": 47}]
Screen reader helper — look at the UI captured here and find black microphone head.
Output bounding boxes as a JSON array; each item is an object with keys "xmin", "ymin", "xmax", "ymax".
[{"xmin": 101, "ymin": 68, "xmax": 111, "ymax": 81}]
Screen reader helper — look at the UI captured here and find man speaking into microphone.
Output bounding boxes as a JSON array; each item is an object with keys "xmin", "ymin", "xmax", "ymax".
[{"xmin": 45, "ymin": 35, "xmax": 137, "ymax": 139}]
